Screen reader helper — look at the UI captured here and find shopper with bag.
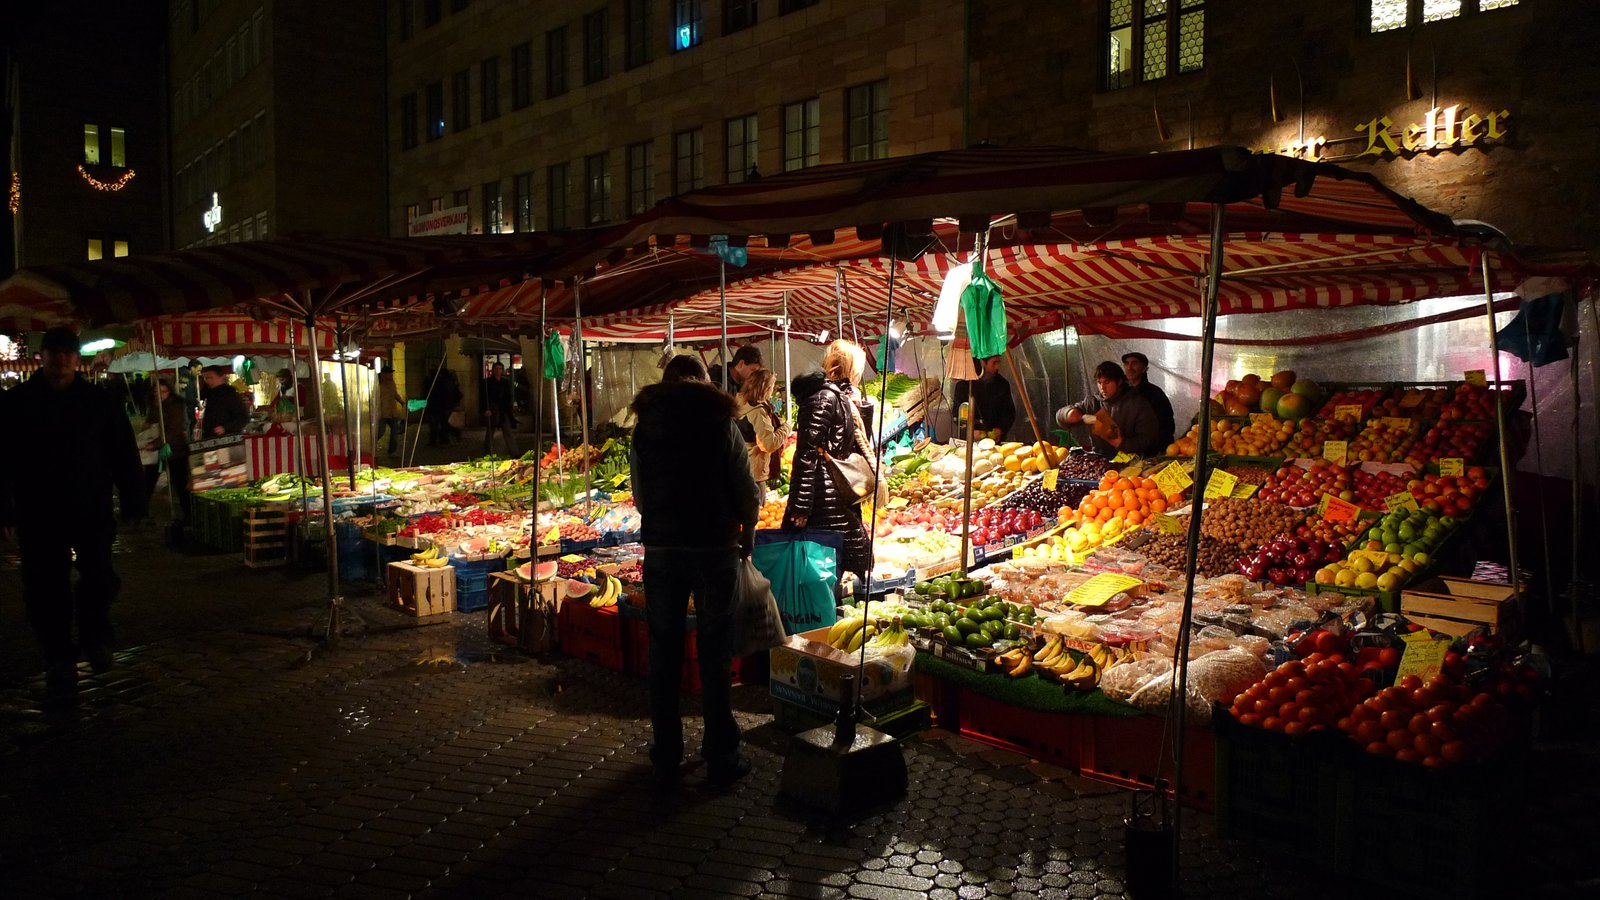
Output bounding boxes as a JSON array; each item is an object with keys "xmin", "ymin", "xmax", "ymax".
[
  {"xmin": 783, "ymin": 339, "xmax": 874, "ymax": 585},
  {"xmin": 629, "ymin": 355, "xmax": 760, "ymax": 789},
  {"xmin": 734, "ymin": 368, "xmax": 789, "ymax": 486}
]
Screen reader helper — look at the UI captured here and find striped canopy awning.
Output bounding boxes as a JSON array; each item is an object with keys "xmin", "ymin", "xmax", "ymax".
[{"xmin": 0, "ymin": 232, "xmax": 578, "ymax": 332}]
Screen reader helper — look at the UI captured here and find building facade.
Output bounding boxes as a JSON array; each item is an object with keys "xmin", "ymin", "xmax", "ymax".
[
  {"xmin": 3, "ymin": 2, "xmax": 166, "ymax": 278},
  {"xmin": 168, "ymin": 0, "xmax": 387, "ymax": 250}
]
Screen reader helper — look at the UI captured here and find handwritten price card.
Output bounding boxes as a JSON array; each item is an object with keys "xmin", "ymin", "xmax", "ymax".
[
  {"xmin": 1067, "ymin": 573, "xmax": 1144, "ymax": 607},
  {"xmin": 1323, "ymin": 440, "xmax": 1349, "ymax": 466}
]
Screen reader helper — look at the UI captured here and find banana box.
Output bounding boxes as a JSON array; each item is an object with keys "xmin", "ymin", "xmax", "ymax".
[{"xmin": 769, "ymin": 626, "xmax": 915, "ymax": 716}]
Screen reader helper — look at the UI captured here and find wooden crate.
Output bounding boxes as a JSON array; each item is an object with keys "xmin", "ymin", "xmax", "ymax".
[
  {"xmin": 487, "ymin": 573, "xmax": 562, "ymax": 654},
  {"xmin": 242, "ymin": 505, "xmax": 291, "ymax": 569},
  {"xmin": 386, "ymin": 561, "xmax": 457, "ymax": 617},
  {"xmin": 1401, "ymin": 576, "xmax": 1520, "ymax": 636}
]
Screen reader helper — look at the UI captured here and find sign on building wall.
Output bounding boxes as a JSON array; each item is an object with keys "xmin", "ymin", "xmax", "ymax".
[
  {"xmin": 1259, "ymin": 104, "xmax": 1511, "ymax": 164},
  {"xmin": 408, "ymin": 206, "xmax": 470, "ymax": 237}
]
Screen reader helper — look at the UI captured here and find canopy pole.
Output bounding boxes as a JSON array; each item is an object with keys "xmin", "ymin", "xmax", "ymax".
[
  {"xmin": 1480, "ymin": 253, "xmax": 1522, "ymax": 600},
  {"xmin": 1003, "ymin": 347, "xmax": 1042, "ymax": 442},
  {"xmin": 720, "ymin": 257, "xmax": 730, "ymax": 393},
  {"xmin": 1168, "ymin": 202, "xmax": 1227, "ymax": 894},
  {"xmin": 407, "ymin": 356, "xmax": 445, "ymax": 468},
  {"xmin": 835, "ymin": 269, "xmax": 845, "ymax": 340},
  {"xmin": 856, "ymin": 252, "xmax": 899, "ymax": 701},
  {"xmin": 574, "ymin": 284, "xmax": 594, "ymax": 519},
  {"xmin": 783, "ymin": 292, "xmax": 794, "ymax": 428},
  {"xmin": 337, "ymin": 317, "xmax": 358, "ymax": 491},
  {"xmin": 1525, "ymin": 356, "xmax": 1554, "ymax": 619},
  {"xmin": 530, "ymin": 291, "xmax": 548, "ymax": 558},
  {"xmin": 1570, "ymin": 325, "xmax": 1585, "ymax": 653},
  {"xmin": 305, "ymin": 312, "xmax": 348, "ymax": 642},
  {"xmin": 287, "ymin": 322, "xmax": 312, "ymax": 516},
  {"xmin": 147, "ymin": 324, "xmax": 176, "ymax": 521}
]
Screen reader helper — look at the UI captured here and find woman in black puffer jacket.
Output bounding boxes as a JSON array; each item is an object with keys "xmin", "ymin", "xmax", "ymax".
[{"xmin": 783, "ymin": 344, "xmax": 872, "ymax": 580}]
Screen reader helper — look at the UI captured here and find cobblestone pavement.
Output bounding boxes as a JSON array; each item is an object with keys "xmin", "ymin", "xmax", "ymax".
[{"xmin": 2, "ymin": 525, "xmax": 1596, "ymax": 900}]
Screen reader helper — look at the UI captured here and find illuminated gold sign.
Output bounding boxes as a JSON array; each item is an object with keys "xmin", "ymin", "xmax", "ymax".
[{"xmin": 1259, "ymin": 104, "xmax": 1511, "ymax": 163}]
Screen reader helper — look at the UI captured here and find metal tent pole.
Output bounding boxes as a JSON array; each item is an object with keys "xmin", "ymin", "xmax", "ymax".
[
  {"xmin": 1571, "ymin": 324, "xmax": 1584, "ymax": 652},
  {"xmin": 1525, "ymin": 356, "xmax": 1554, "ymax": 617},
  {"xmin": 1168, "ymin": 202, "xmax": 1227, "ymax": 895},
  {"xmin": 305, "ymin": 313, "xmax": 348, "ymax": 641},
  {"xmin": 407, "ymin": 351, "xmax": 445, "ymax": 468},
  {"xmin": 530, "ymin": 291, "xmax": 548, "ymax": 556},
  {"xmin": 1480, "ymin": 253, "xmax": 1522, "ymax": 600},
  {"xmin": 337, "ymin": 318, "xmax": 358, "ymax": 491},
  {"xmin": 957, "ymin": 232, "xmax": 988, "ymax": 577},
  {"xmin": 783, "ymin": 291, "xmax": 794, "ymax": 427},
  {"xmin": 720, "ymin": 257, "xmax": 731, "ymax": 393},
  {"xmin": 856, "ymin": 253, "xmax": 899, "ymax": 694},
  {"xmin": 147, "ymin": 324, "xmax": 175, "ymax": 519},
  {"xmin": 288, "ymin": 322, "xmax": 312, "ymax": 516},
  {"xmin": 574, "ymin": 283, "xmax": 594, "ymax": 519}
]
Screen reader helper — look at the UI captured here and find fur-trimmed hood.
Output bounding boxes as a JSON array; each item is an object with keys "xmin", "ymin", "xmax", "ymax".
[{"xmin": 631, "ymin": 380, "xmax": 736, "ymax": 434}]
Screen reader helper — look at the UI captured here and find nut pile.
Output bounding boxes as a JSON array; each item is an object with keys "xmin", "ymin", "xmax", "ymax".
[
  {"xmin": 1198, "ymin": 497, "xmax": 1305, "ymax": 550},
  {"xmin": 1137, "ymin": 530, "xmax": 1244, "ymax": 577}
]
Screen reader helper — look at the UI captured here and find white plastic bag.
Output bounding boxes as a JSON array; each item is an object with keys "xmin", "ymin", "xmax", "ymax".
[{"xmin": 733, "ymin": 557, "xmax": 785, "ymax": 657}]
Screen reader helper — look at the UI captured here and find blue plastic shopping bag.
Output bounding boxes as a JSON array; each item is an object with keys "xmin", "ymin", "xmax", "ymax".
[{"xmin": 751, "ymin": 529, "xmax": 841, "ymax": 635}]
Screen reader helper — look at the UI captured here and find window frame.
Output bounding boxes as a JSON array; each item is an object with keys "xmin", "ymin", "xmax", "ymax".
[
  {"xmin": 1103, "ymin": 0, "xmax": 1207, "ymax": 91},
  {"xmin": 481, "ymin": 56, "xmax": 501, "ymax": 121},
  {"xmin": 452, "ymin": 69, "xmax": 472, "ymax": 132},
  {"xmin": 1370, "ymin": 0, "xmax": 1518, "ymax": 33},
  {"xmin": 546, "ymin": 26, "xmax": 569, "ymax": 97},
  {"xmin": 779, "ymin": 0, "xmax": 818, "ymax": 13},
  {"xmin": 584, "ymin": 152, "xmax": 612, "ymax": 225},
  {"xmin": 673, "ymin": 0, "xmax": 703, "ymax": 52},
  {"xmin": 481, "ymin": 180, "xmax": 503, "ymax": 234},
  {"xmin": 425, "ymin": 81, "xmax": 445, "ymax": 141},
  {"xmin": 725, "ymin": 113, "xmax": 759, "ymax": 184},
  {"xmin": 624, "ymin": 0, "xmax": 652, "ymax": 69},
  {"xmin": 845, "ymin": 80, "xmax": 889, "ymax": 162},
  {"xmin": 783, "ymin": 97, "xmax": 820, "ymax": 171},
  {"xmin": 513, "ymin": 172, "xmax": 535, "ymax": 231},
  {"xmin": 83, "ymin": 124, "xmax": 102, "ymax": 165},
  {"xmin": 673, "ymin": 128, "xmax": 704, "ymax": 195},
  {"xmin": 626, "ymin": 141, "xmax": 654, "ymax": 216},
  {"xmin": 547, "ymin": 162, "xmax": 571, "ymax": 231},
  {"xmin": 583, "ymin": 9, "xmax": 609, "ymax": 85},
  {"xmin": 510, "ymin": 42, "xmax": 533, "ymax": 110},
  {"xmin": 725, "ymin": 0, "xmax": 758, "ymax": 34}
]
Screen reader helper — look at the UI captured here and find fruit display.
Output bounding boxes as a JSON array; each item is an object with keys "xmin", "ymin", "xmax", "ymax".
[
  {"xmin": 968, "ymin": 507, "xmax": 1049, "ymax": 547},
  {"xmin": 1057, "ymin": 451, "xmax": 1114, "ymax": 482},
  {"xmin": 1031, "ymin": 472, "xmax": 1178, "ymax": 558},
  {"xmin": 1222, "ymin": 465, "xmax": 1276, "ymax": 486},
  {"xmin": 1437, "ymin": 382, "xmax": 1500, "ymax": 420},
  {"xmin": 1280, "ymin": 417, "xmax": 1360, "ymax": 458},
  {"xmin": 558, "ymin": 520, "xmax": 602, "ymax": 543},
  {"xmin": 1349, "ymin": 465, "xmax": 1413, "ymax": 510},
  {"xmin": 883, "ymin": 450, "xmax": 933, "ymax": 493},
  {"xmin": 1237, "ymin": 535, "xmax": 1344, "ymax": 586},
  {"xmin": 1293, "ymin": 512, "xmax": 1371, "ymax": 548},
  {"xmin": 994, "ymin": 478, "xmax": 1093, "ymax": 519},
  {"xmin": 757, "ymin": 497, "xmax": 787, "ymax": 529},
  {"xmin": 1405, "ymin": 420, "xmax": 1492, "ymax": 466},
  {"xmin": 1226, "ymin": 648, "xmax": 1373, "ymax": 734},
  {"xmin": 586, "ymin": 571, "xmax": 625, "ymax": 608},
  {"xmin": 407, "ymin": 546, "xmax": 450, "ymax": 568},
  {"xmin": 1316, "ymin": 388, "xmax": 1384, "ymax": 420},
  {"xmin": 911, "ymin": 573, "xmax": 989, "ymax": 601},
  {"xmin": 1346, "ymin": 417, "xmax": 1417, "ymax": 463},
  {"xmin": 1256, "ymin": 460, "xmax": 1350, "ymax": 508},
  {"xmin": 1363, "ymin": 506, "xmax": 1455, "ymax": 562},
  {"xmin": 1406, "ymin": 469, "xmax": 1489, "ymax": 517},
  {"xmin": 1339, "ymin": 674, "xmax": 1512, "ymax": 765},
  {"xmin": 1132, "ymin": 531, "xmax": 1243, "ymax": 577},
  {"xmin": 1373, "ymin": 386, "xmax": 1450, "ymax": 420},
  {"xmin": 907, "ymin": 595, "xmax": 1036, "ymax": 649},
  {"xmin": 874, "ymin": 503, "xmax": 962, "ymax": 537},
  {"xmin": 1196, "ymin": 497, "xmax": 1304, "ymax": 550},
  {"xmin": 1015, "ymin": 636, "xmax": 1120, "ymax": 688},
  {"xmin": 824, "ymin": 615, "xmax": 911, "ymax": 653},
  {"xmin": 1168, "ymin": 417, "xmax": 1291, "ymax": 457}
]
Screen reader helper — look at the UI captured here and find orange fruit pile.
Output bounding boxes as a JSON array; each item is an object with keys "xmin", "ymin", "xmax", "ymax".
[
  {"xmin": 757, "ymin": 498, "xmax": 787, "ymax": 529},
  {"xmin": 1063, "ymin": 473, "xmax": 1178, "ymax": 531}
]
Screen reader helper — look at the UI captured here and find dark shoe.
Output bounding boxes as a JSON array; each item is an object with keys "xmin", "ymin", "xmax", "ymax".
[
  {"xmin": 44, "ymin": 664, "xmax": 79, "ymax": 709},
  {"xmin": 652, "ymin": 764, "xmax": 680, "ymax": 791},
  {"xmin": 84, "ymin": 640, "xmax": 115, "ymax": 674},
  {"xmin": 705, "ymin": 755, "xmax": 752, "ymax": 789}
]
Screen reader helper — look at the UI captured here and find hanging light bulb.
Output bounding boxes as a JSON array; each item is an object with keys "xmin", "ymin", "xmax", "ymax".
[{"xmin": 933, "ymin": 257, "xmax": 972, "ymax": 337}]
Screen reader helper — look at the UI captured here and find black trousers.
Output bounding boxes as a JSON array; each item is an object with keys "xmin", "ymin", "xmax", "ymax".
[
  {"xmin": 17, "ymin": 521, "xmax": 120, "ymax": 668},
  {"xmin": 644, "ymin": 547, "xmax": 741, "ymax": 774}
]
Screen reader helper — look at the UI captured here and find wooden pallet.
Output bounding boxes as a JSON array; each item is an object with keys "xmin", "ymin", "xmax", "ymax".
[
  {"xmin": 1401, "ymin": 576, "xmax": 1521, "ymax": 636},
  {"xmin": 242, "ymin": 504, "xmax": 291, "ymax": 568},
  {"xmin": 488, "ymin": 572, "xmax": 561, "ymax": 654},
  {"xmin": 386, "ymin": 561, "xmax": 456, "ymax": 616}
]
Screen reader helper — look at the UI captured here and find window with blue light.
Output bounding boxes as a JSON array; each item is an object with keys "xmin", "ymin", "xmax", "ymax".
[{"xmin": 673, "ymin": 0, "xmax": 702, "ymax": 51}]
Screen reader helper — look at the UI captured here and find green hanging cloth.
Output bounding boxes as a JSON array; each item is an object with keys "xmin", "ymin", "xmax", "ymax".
[
  {"xmin": 239, "ymin": 358, "xmax": 255, "ymax": 385},
  {"xmin": 959, "ymin": 261, "xmax": 1009, "ymax": 360},
  {"xmin": 542, "ymin": 333, "xmax": 566, "ymax": 379}
]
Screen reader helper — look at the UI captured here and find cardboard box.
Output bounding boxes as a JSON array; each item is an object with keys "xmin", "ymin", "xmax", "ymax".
[
  {"xmin": 386, "ymin": 561, "xmax": 456, "ymax": 617},
  {"xmin": 768, "ymin": 626, "xmax": 915, "ymax": 716}
]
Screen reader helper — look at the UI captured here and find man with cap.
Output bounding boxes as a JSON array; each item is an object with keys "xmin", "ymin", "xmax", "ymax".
[
  {"xmin": 1122, "ymin": 352, "xmax": 1175, "ymax": 453},
  {"xmin": 0, "ymin": 327, "xmax": 146, "ymax": 706}
]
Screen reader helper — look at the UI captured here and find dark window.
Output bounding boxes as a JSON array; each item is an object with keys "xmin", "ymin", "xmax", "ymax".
[
  {"xmin": 546, "ymin": 27, "xmax": 569, "ymax": 97},
  {"xmin": 1105, "ymin": 0, "xmax": 1205, "ymax": 90},
  {"xmin": 452, "ymin": 69, "xmax": 471, "ymax": 132},
  {"xmin": 511, "ymin": 42, "xmax": 533, "ymax": 110},
  {"xmin": 585, "ymin": 153, "xmax": 612, "ymax": 225},
  {"xmin": 547, "ymin": 162, "xmax": 570, "ymax": 230},
  {"xmin": 400, "ymin": 93, "xmax": 418, "ymax": 150},
  {"xmin": 429, "ymin": 196, "xmax": 444, "ymax": 212},
  {"xmin": 625, "ymin": 0, "xmax": 652, "ymax": 69},
  {"xmin": 482, "ymin": 180, "xmax": 503, "ymax": 233},
  {"xmin": 513, "ymin": 172, "xmax": 535, "ymax": 231},
  {"xmin": 423, "ymin": 0, "xmax": 442, "ymax": 27},
  {"xmin": 725, "ymin": 114, "xmax": 758, "ymax": 183},
  {"xmin": 673, "ymin": 0, "xmax": 702, "ymax": 51},
  {"xmin": 626, "ymin": 141, "xmax": 654, "ymax": 215},
  {"xmin": 425, "ymin": 81, "xmax": 445, "ymax": 140},
  {"xmin": 779, "ymin": 0, "xmax": 818, "ymax": 12},
  {"xmin": 583, "ymin": 10, "xmax": 608, "ymax": 85},
  {"xmin": 783, "ymin": 98, "xmax": 820, "ymax": 170},
  {"xmin": 673, "ymin": 128, "xmax": 703, "ymax": 194},
  {"xmin": 453, "ymin": 188, "xmax": 471, "ymax": 209},
  {"xmin": 845, "ymin": 80, "xmax": 888, "ymax": 161},
  {"xmin": 400, "ymin": 0, "xmax": 414, "ymax": 39},
  {"xmin": 725, "ymin": 0, "xmax": 757, "ymax": 33},
  {"xmin": 481, "ymin": 57, "xmax": 500, "ymax": 120}
]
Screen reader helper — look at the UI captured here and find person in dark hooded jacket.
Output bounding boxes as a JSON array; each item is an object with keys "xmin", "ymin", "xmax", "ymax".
[
  {"xmin": 783, "ymin": 367, "xmax": 871, "ymax": 580},
  {"xmin": 630, "ymin": 356, "xmax": 759, "ymax": 788}
]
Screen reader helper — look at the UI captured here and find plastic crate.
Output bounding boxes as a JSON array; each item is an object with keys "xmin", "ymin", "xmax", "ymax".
[
  {"xmin": 191, "ymin": 493, "xmax": 245, "ymax": 552},
  {"xmin": 449, "ymin": 555, "xmax": 507, "ymax": 612},
  {"xmin": 335, "ymin": 522, "xmax": 378, "ymax": 584},
  {"xmin": 559, "ymin": 600, "xmax": 627, "ymax": 672},
  {"xmin": 622, "ymin": 618, "xmax": 742, "ymax": 694},
  {"xmin": 1213, "ymin": 708, "xmax": 1344, "ymax": 847}
]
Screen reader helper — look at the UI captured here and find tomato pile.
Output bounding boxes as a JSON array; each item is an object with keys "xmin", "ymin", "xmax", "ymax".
[
  {"xmin": 1257, "ymin": 460, "xmax": 1350, "ymax": 507},
  {"xmin": 968, "ymin": 507, "xmax": 1047, "ymax": 546},
  {"xmin": 1226, "ymin": 649, "xmax": 1373, "ymax": 735},
  {"xmin": 1338, "ymin": 674, "xmax": 1512, "ymax": 766},
  {"xmin": 1406, "ymin": 469, "xmax": 1489, "ymax": 517}
]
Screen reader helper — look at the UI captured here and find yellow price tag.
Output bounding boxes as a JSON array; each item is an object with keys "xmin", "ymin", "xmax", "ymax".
[
  {"xmin": 600, "ymin": 437, "xmax": 616, "ymax": 452},
  {"xmin": 1111, "ymin": 451, "xmax": 1137, "ymax": 464},
  {"xmin": 1152, "ymin": 462, "xmax": 1193, "ymax": 498},
  {"xmin": 1250, "ymin": 412, "xmax": 1276, "ymax": 427},
  {"xmin": 1323, "ymin": 440, "xmax": 1348, "ymax": 467},
  {"xmin": 559, "ymin": 553, "xmax": 586, "ymax": 563},
  {"xmin": 1150, "ymin": 513, "xmax": 1183, "ymax": 535},
  {"xmin": 1350, "ymin": 549, "xmax": 1392, "ymax": 567},
  {"xmin": 1042, "ymin": 470, "xmax": 1059, "ymax": 491},
  {"xmin": 542, "ymin": 526, "xmax": 562, "ymax": 543},
  {"xmin": 1439, "ymin": 458, "xmax": 1464, "ymax": 476},
  {"xmin": 1464, "ymin": 369, "xmax": 1487, "ymax": 387},
  {"xmin": 1066, "ymin": 573, "xmax": 1144, "ymax": 607},
  {"xmin": 1385, "ymin": 491, "xmax": 1420, "ymax": 512},
  {"xmin": 1395, "ymin": 635, "xmax": 1451, "ymax": 680},
  {"xmin": 1318, "ymin": 493, "xmax": 1361, "ymax": 523},
  {"xmin": 1231, "ymin": 482, "xmax": 1260, "ymax": 499},
  {"xmin": 1333, "ymin": 404, "xmax": 1363, "ymax": 422},
  {"xmin": 1204, "ymin": 468, "xmax": 1239, "ymax": 499},
  {"xmin": 1379, "ymin": 417, "xmax": 1412, "ymax": 430},
  {"xmin": 1399, "ymin": 392, "xmax": 1424, "ymax": 408}
]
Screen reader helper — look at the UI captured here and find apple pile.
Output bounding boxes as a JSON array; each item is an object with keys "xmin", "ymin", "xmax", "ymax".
[
  {"xmin": 1226, "ymin": 648, "xmax": 1373, "ymax": 735},
  {"xmin": 1374, "ymin": 387, "xmax": 1450, "ymax": 420},
  {"xmin": 1437, "ymin": 382, "xmax": 1500, "ymax": 420},
  {"xmin": 1281, "ymin": 417, "xmax": 1360, "ymax": 458},
  {"xmin": 874, "ymin": 504, "xmax": 962, "ymax": 538},
  {"xmin": 1316, "ymin": 388, "xmax": 1385, "ymax": 419},
  {"xmin": 1347, "ymin": 418, "xmax": 1418, "ymax": 463},
  {"xmin": 1405, "ymin": 420, "xmax": 1492, "ymax": 466},
  {"xmin": 1406, "ymin": 469, "xmax": 1489, "ymax": 517},
  {"xmin": 1339, "ymin": 673, "xmax": 1512, "ymax": 766},
  {"xmin": 1257, "ymin": 459, "xmax": 1351, "ymax": 507},
  {"xmin": 1221, "ymin": 371, "xmax": 1322, "ymax": 421},
  {"xmin": 967, "ymin": 506, "xmax": 1048, "ymax": 547},
  {"xmin": 1238, "ymin": 534, "xmax": 1343, "ymax": 585},
  {"xmin": 1294, "ymin": 511, "xmax": 1371, "ymax": 547},
  {"xmin": 1350, "ymin": 466, "xmax": 1413, "ymax": 510},
  {"xmin": 1169, "ymin": 417, "xmax": 1291, "ymax": 457}
]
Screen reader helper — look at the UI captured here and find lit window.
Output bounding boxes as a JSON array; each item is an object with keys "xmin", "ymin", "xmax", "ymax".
[
  {"xmin": 1105, "ymin": 0, "xmax": 1205, "ymax": 90},
  {"xmin": 674, "ymin": 0, "xmax": 702, "ymax": 51},
  {"xmin": 1371, "ymin": 0, "xmax": 1514, "ymax": 33},
  {"xmin": 429, "ymin": 196, "xmax": 444, "ymax": 212},
  {"xmin": 482, "ymin": 180, "xmax": 504, "ymax": 233},
  {"xmin": 726, "ymin": 114, "xmax": 759, "ymax": 183},
  {"xmin": 1422, "ymin": 0, "xmax": 1463, "ymax": 23},
  {"xmin": 846, "ymin": 81, "xmax": 889, "ymax": 161},
  {"xmin": 783, "ymin": 98, "xmax": 820, "ymax": 171},
  {"xmin": 1480, "ymin": 0, "xmax": 1519, "ymax": 8},
  {"xmin": 255, "ymin": 211, "xmax": 268, "ymax": 238},
  {"xmin": 113, "ymin": 239, "xmax": 129, "ymax": 258},
  {"xmin": 87, "ymin": 238, "xmax": 104, "ymax": 261},
  {"xmin": 84, "ymin": 125, "xmax": 101, "ymax": 164}
]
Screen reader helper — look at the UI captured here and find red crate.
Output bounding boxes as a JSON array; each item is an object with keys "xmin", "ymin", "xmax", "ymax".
[
  {"xmin": 1077, "ymin": 713, "xmax": 1215, "ymax": 810},
  {"xmin": 557, "ymin": 600, "xmax": 626, "ymax": 672},
  {"xmin": 623, "ymin": 618, "xmax": 741, "ymax": 694},
  {"xmin": 957, "ymin": 689, "xmax": 1083, "ymax": 766}
]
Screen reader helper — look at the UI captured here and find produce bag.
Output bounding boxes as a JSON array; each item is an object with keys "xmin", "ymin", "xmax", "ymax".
[
  {"xmin": 959, "ymin": 262, "xmax": 1009, "ymax": 360},
  {"xmin": 732, "ymin": 558, "xmax": 786, "ymax": 657},
  {"xmin": 752, "ymin": 529, "xmax": 841, "ymax": 634}
]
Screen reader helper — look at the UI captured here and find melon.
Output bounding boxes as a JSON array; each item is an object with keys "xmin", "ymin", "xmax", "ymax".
[
  {"xmin": 515, "ymin": 562, "xmax": 533, "ymax": 581},
  {"xmin": 1276, "ymin": 392, "xmax": 1313, "ymax": 420},
  {"xmin": 565, "ymin": 578, "xmax": 598, "ymax": 599},
  {"xmin": 1271, "ymin": 370, "xmax": 1297, "ymax": 392},
  {"xmin": 534, "ymin": 560, "xmax": 558, "ymax": 582},
  {"xmin": 1259, "ymin": 386, "xmax": 1285, "ymax": 415}
]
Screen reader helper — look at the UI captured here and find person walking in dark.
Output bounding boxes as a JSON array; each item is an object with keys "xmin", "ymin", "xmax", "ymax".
[
  {"xmin": 630, "ymin": 355, "xmax": 758, "ymax": 789},
  {"xmin": 425, "ymin": 365, "xmax": 463, "ymax": 446},
  {"xmin": 374, "ymin": 370, "xmax": 406, "ymax": 459},
  {"xmin": 0, "ymin": 328, "xmax": 146, "ymax": 707},
  {"xmin": 481, "ymin": 362, "xmax": 518, "ymax": 456},
  {"xmin": 783, "ymin": 340, "xmax": 873, "ymax": 585},
  {"xmin": 199, "ymin": 365, "xmax": 249, "ymax": 436},
  {"xmin": 1122, "ymin": 351, "xmax": 1175, "ymax": 453},
  {"xmin": 143, "ymin": 378, "xmax": 192, "ymax": 526},
  {"xmin": 950, "ymin": 355, "xmax": 1017, "ymax": 441}
]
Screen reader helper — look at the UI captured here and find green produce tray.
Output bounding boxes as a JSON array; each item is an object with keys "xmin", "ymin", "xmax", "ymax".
[
  {"xmin": 1219, "ymin": 455, "xmax": 1287, "ymax": 471},
  {"xmin": 191, "ymin": 493, "xmax": 245, "ymax": 552}
]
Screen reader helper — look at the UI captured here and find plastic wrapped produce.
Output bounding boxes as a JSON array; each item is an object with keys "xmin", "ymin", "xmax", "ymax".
[{"xmin": 1112, "ymin": 648, "xmax": 1267, "ymax": 722}]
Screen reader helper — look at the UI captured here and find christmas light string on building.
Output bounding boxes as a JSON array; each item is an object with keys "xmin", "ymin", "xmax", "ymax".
[
  {"xmin": 7, "ymin": 171, "xmax": 18, "ymax": 214},
  {"xmin": 76, "ymin": 164, "xmax": 136, "ymax": 192}
]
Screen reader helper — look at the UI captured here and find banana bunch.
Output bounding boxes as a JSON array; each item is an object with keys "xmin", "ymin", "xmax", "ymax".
[
  {"xmin": 993, "ymin": 647, "xmax": 1034, "ymax": 679},
  {"xmin": 409, "ymin": 546, "xmax": 449, "ymax": 569},
  {"xmin": 1030, "ymin": 636, "xmax": 1102, "ymax": 689},
  {"xmin": 825, "ymin": 616, "xmax": 875, "ymax": 652},
  {"xmin": 867, "ymin": 619, "xmax": 909, "ymax": 650},
  {"xmin": 588, "ymin": 571, "xmax": 622, "ymax": 608}
]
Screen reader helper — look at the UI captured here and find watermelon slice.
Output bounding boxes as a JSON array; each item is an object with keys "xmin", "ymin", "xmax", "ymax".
[
  {"xmin": 564, "ymin": 579, "xmax": 598, "ymax": 599},
  {"xmin": 534, "ymin": 560, "xmax": 558, "ymax": 582},
  {"xmin": 514, "ymin": 562, "xmax": 533, "ymax": 581}
]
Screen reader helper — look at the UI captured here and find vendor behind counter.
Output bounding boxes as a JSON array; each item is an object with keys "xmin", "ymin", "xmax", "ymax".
[{"xmin": 1054, "ymin": 361, "xmax": 1162, "ymax": 458}]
